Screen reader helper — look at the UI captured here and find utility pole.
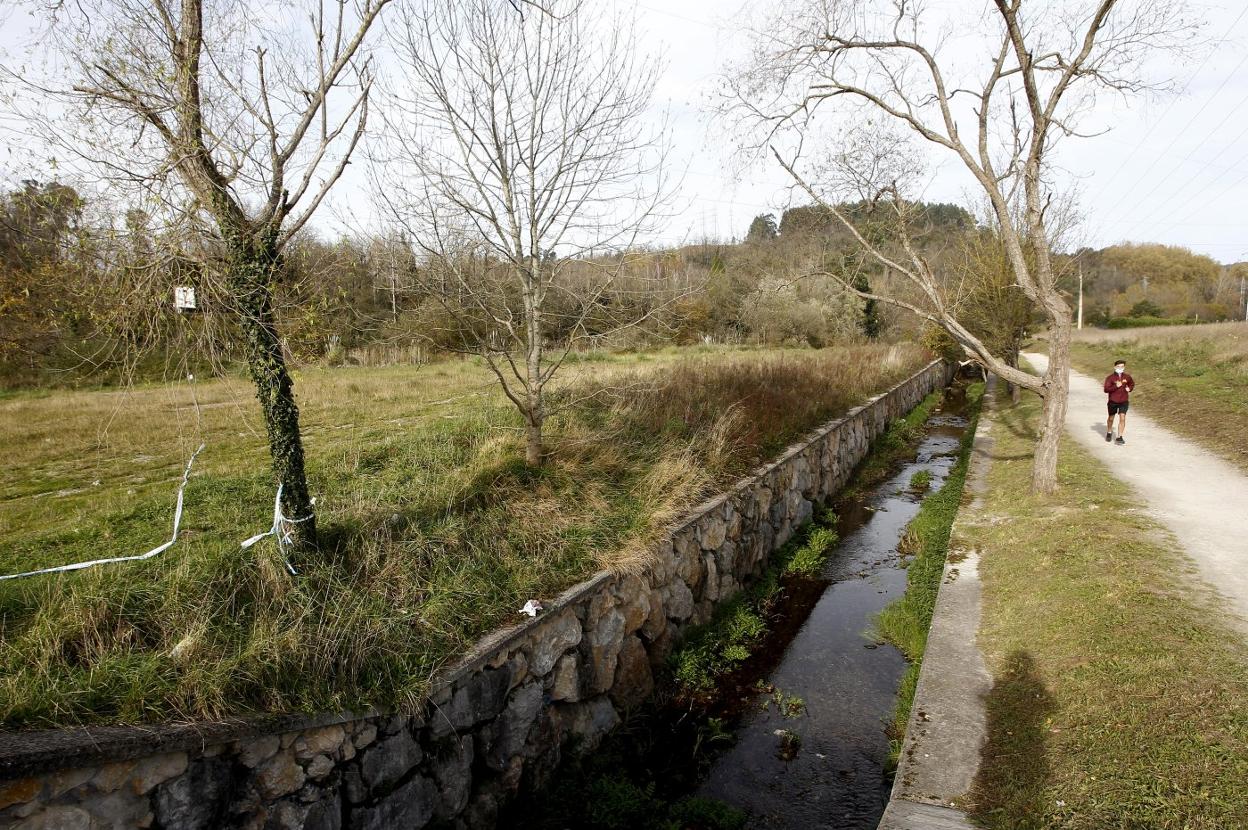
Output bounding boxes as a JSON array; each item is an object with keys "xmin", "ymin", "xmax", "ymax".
[{"xmin": 1077, "ymin": 267, "xmax": 1084, "ymax": 330}]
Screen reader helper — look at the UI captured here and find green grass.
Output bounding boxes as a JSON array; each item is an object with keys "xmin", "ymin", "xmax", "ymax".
[
  {"xmin": 877, "ymin": 382, "xmax": 984, "ymax": 764},
  {"xmin": 669, "ymin": 511, "xmax": 840, "ymax": 697},
  {"xmin": 1069, "ymin": 321, "xmax": 1248, "ymax": 471},
  {"xmin": 908, "ymin": 469, "xmax": 933, "ymax": 492},
  {"xmin": 966, "ymin": 383, "xmax": 1248, "ymax": 829},
  {"xmin": 0, "ymin": 343, "xmax": 929, "ymax": 727}
]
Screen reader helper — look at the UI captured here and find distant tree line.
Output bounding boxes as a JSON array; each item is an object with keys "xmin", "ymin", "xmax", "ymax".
[{"xmin": 2, "ymin": 181, "xmax": 978, "ymax": 387}]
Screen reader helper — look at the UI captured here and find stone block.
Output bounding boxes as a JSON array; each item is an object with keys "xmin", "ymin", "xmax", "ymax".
[
  {"xmin": 697, "ymin": 513, "xmax": 727, "ymax": 551},
  {"xmin": 294, "ymin": 725, "xmax": 346, "ymax": 761},
  {"xmin": 352, "ymin": 723, "xmax": 378, "ymax": 750},
  {"xmin": 554, "ymin": 698, "xmax": 619, "ymax": 755},
  {"xmin": 153, "ymin": 755, "xmax": 231, "ymax": 830},
  {"xmin": 716, "ymin": 540, "xmax": 737, "ymax": 578},
  {"xmin": 550, "ymin": 654, "xmax": 580, "ymax": 702},
  {"xmin": 305, "ymin": 754, "xmax": 335, "ymax": 780},
  {"xmin": 237, "ymin": 734, "xmax": 281, "ymax": 768},
  {"xmin": 130, "ymin": 752, "xmax": 188, "ymax": 795},
  {"xmin": 303, "ymin": 794, "xmax": 343, "ymax": 830},
  {"xmin": 12, "ymin": 805, "xmax": 92, "ymax": 830},
  {"xmin": 257, "ymin": 750, "xmax": 305, "ymax": 800},
  {"xmin": 430, "ymin": 735, "xmax": 474, "ymax": 820},
  {"xmin": 585, "ymin": 605, "xmax": 625, "ymax": 694},
  {"xmin": 348, "ymin": 728, "xmax": 422, "ymax": 802},
  {"xmin": 609, "ymin": 636, "xmax": 654, "ymax": 711},
  {"xmin": 527, "ymin": 610, "xmax": 582, "ymax": 677},
  {"xmin": 81, "ymin": 789, "xmax": 154, "ymax": 830},
  {"xmin": 348, "ymin": 774, "xmax": 436, "ymax": 830},
  {"xmin": 0, "ymin": 778, "xmax": 41, "ymax": 812},
  {"xmin": 647, "ymin": 539, "xmax": 676, "ymax": 586},
  {"xmin": 662, "ymin": 579, "xmax": 694, "ymax": 622},
  {"xmin": 481, "ymin": 682, "xmax": 543, "ymax": 771},
  {"xmin": 614, "ymin": 574, "xmax": 650, "ymax": 634},
  {"xmin": 47, "ymin": 768, "xmax": 92, "ymax": 800},
  {"xmin": 702, "ymin": 554, "xmax": 719, "ymax": 602},
  {"xmin": 430, "ymin": 667, "xmax": 511, "ymax": 738},
  {"xmin": 640, "ymin": 588, "xmax": 666, "ymax": 641}
]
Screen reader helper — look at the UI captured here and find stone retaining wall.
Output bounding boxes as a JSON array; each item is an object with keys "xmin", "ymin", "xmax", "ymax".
[{"xmin": 0, "ymin": 360, "xmax": 953, "ymax": 830}]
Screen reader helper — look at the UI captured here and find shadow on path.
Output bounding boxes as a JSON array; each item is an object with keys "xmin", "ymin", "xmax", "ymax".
[{"xmin": 969, "ymin": 651, "xmax": 1055, "ymax": 830}]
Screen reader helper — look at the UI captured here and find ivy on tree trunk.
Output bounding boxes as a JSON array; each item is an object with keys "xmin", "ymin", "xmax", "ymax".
[{"xmin": 227, "ymin": 235, "xmax": 317, "ymax": 555}]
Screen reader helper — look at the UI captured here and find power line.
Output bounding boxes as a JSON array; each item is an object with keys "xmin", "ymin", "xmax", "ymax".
[
  {"xmin": 1099, "ymin": 46, "xmax": 1248, "ymax": 222},
  {"xmin": 1117, "ymin": 90, "xmax": 1248, "ymax": 237},
  {"xmin": 1094, "ymin": 4, "xmax": 1248, "ymax": 196}
]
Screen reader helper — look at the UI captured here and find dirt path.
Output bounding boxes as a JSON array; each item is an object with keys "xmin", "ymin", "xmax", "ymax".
[{"xmin": 1025, "ymin": 352, "xmax": 1248, "ymax": 636}]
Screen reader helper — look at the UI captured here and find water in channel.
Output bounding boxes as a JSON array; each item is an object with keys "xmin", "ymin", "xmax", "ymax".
[
  {"xmin": 694, "ymin": 394, "xmax": 970, "ymax": 829},
  {"xmin": 504, "ymin": 389, "xmax": 971, "ymax": 830}
]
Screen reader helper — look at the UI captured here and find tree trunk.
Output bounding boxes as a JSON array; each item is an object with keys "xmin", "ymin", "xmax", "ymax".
[
  {"xmin": 522, "ymin": 264, "xmax": 545, "ymax": 467},
  {"xmin": 524, "ymin": 415, "xmax": 543, "ymax": 467},
  {"xmin": 1031, "ymin": 320, "xmax": 1071, "ymax": 495},
  {"xmin": 228, "ymin": 238, "xmax": 318, "ymax": 554}
]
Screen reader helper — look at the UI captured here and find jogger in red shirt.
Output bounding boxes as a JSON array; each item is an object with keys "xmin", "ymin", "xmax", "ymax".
[{"xmin": 1104, "ymin": 359, "xmax": 1134, "ymax": 445}]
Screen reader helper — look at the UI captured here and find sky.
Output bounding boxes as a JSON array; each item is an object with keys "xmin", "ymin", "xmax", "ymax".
[
  {"xmin": 2, "ymin": 0, "xmax": 1247, "ymax": 263},
  {"xmin": 627, "ymin": 0, "xmax": 1248, "ymax": 262}
]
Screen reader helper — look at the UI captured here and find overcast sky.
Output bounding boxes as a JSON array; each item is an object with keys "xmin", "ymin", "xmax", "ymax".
[
  {"xmin": 3, "ymin": 0, "xmax": 1246, "ymax": 263},
  {"xmin": 629, "ymin": 0, "xmax": 1248, "ymax": 262}
]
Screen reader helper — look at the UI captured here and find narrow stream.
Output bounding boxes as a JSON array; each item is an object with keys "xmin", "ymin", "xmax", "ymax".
[
  {"xmin": 695, "ymin": 395, "xmax": 969, "ymax": 829},
  {"xmin": 505, "ymin": 389, "xmax": 971, "ymax": 830}
]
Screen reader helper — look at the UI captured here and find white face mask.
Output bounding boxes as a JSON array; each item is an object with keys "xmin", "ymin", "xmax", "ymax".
[{"xmin": 1115, "ymin": 367, "xmax": 1125, "ymax": 374}]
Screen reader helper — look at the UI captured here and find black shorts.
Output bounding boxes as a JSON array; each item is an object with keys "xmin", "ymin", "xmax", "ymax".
[{"xmin": 1108, "ymin": 401, "xmax": 1129, "ymax": 416}]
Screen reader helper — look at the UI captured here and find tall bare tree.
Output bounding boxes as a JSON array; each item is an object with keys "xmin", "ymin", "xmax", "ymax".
[
  {"xmin": 728, "ymin": 0, "xmax": 1197, "ymax": 493},
  {"xmin": 8, "ymin": 0, "xmax": 392, "ymax": 554},
  {"xmin": 375, "ymin": 0, "xmax": 671, "ymax": 466}
]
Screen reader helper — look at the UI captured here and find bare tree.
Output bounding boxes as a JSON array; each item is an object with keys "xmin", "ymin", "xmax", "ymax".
[
  {"xmin": 728, "ymin": 0, "xmax": 1198, "ymax": 493},
  {"xmin": 7, "ymin": 0, "xmax": 392, "ymax": 554},
  {"xmin": 375, "ymin": 0, "xmax": 671, "ymax": 466}
]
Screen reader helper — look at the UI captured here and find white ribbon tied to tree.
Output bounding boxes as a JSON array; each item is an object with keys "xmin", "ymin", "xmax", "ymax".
[
  {"xmin": 0, "ymin": 443, "xmax": 206, "ymax": 582},
  {"xmin": 240, "ymin": 484, "xmax": 314, "ymax": 575}
]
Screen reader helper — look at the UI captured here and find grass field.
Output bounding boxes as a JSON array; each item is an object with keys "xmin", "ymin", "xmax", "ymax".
[
  {"xmin": 1069, "ymin": 321, "xmax": 1248, "ymax": 471},
  {"xmin": 967, "ymin": 383, "xmax": 1248, "ymax": 829},
  {"xmin": 0, "ymin": 343, "xmax": 929, "ymax": 728}
]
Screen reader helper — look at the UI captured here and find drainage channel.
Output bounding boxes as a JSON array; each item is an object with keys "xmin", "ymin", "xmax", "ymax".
[
  {"xmin": 695, "ymin": 394, "xmax": 970, "ymax": 829},
  {"xmin": 506, "ymin": 388, "xmax": 971, "ymax": 830}
]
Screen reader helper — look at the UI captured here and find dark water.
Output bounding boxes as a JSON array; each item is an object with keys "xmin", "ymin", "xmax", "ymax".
[
  {"xmin": 502, "ymin": 395, "xmax": 970, "ymax": 830},
  {"xmin": 694, "ymin": 404, "xmax": 969, "ymax": 829}
]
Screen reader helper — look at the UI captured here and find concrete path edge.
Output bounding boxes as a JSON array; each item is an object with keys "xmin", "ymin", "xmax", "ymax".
[{"xmin": 877, "ymin": 378, "xmax": 997, "ymax": 830}]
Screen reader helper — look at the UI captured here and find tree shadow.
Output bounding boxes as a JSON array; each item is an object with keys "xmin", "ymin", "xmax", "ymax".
[
  {"xmin": 969, "ymin": 650, "xmax": 1056, "ymax": 830},
  {"xmin": 992, "ymin": 400, "xmax": 1039, "ymax": 443}
]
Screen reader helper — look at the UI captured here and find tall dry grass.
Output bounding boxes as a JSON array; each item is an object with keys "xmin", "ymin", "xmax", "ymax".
[{"xmin": 0, "ymin": 343, "xmax": 929, "ymax": 727}]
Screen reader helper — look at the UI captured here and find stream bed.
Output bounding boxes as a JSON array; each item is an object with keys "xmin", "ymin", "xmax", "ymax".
[
  {"xmin": 505, "ymin": 389, "xmax": 971, "ymax": 830},
  {"xmin": 695, "ymin": 398, "xmax": 970, "ymax": 829}
]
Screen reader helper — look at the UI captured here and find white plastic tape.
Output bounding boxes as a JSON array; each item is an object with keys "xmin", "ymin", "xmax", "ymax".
[
  {"xmin": 0, "ymin": 444, "xmax": 206, "ymax": 582},
  {"xmin": 240, "ymin": 484, "xmax": 314, "ymax": 575}
]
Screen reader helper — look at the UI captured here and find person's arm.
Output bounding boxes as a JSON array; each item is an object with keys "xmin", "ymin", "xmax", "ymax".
[
  {"xmin": 1125, "ymin": 374, "xmax": 1134, "ymax": 393},
  {"xmin": 1104, "ymin": 375, "xmax": 1114, "ymax": 393}
]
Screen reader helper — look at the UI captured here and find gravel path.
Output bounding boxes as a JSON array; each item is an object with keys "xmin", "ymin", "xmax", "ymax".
[{"xmin": 1025, "ymin": 352, "xmax": 1248, "ymax": 635}]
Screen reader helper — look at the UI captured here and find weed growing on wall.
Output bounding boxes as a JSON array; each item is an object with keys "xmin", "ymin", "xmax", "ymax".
[{"xmin": 670, "ymin": 510, "xmax": 840, "ymax": 697}]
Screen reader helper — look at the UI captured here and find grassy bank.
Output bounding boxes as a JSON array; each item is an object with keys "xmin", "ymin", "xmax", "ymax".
[
  {"xmin": 876, "ymin": 382, "xmax": 984, "ymax": 763},
  {"xmin": 1068, "ymin": 321, "xmax": 1248, "ymax": 471},
  {"xmin": 966, "ymin": 384, "xmax": 1248, "ymax": 829},
  {"xmin": 0, "ymin": 343, "xmax": 930, "ymax": 728}
]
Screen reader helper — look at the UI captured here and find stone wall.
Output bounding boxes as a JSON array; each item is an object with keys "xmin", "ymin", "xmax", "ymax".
[{"xmin": 0, "ymin": 360, "xmax": 953, "ymax": 830}]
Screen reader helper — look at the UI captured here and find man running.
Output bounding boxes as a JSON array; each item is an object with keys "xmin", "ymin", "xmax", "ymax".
[{"xmin": 1104, "ymin": 359, "xmax": 1134, "ymax": 445}]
